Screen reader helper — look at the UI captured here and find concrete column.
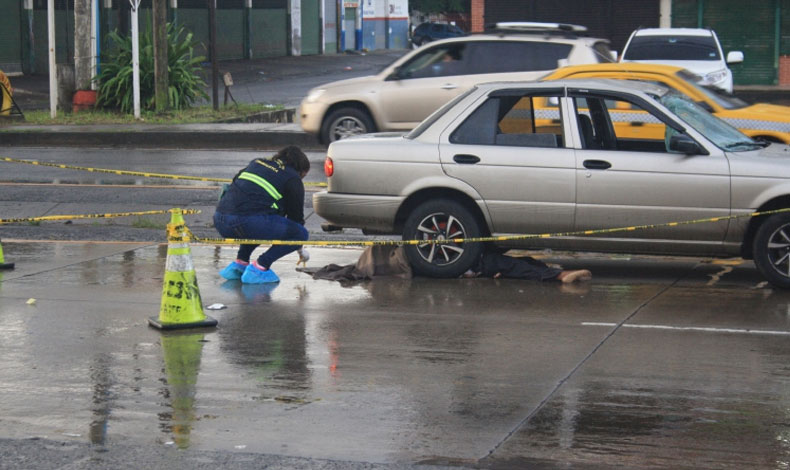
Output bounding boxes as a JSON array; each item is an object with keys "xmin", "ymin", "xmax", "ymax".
[
  {"xmin": 291, "ymin": 0, "xmax": 302, "ymax": 56},
  {"xmin": 470, "ymin": 0, "xmax": 484, "ymax": 33},
  {"xmin": 659, "ymin": 0, "xmax": 671, "ymax": 28},
  {"xmin": 74, "ymin": 0, "xmax": 93, "ymax": 90}
]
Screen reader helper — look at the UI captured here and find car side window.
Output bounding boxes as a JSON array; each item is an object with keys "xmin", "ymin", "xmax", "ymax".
[
  {"xmin": 450, "ymin": 93, "xmax": 564, "ymax": 148},
  {"xmin": 572, "ymin": 95, "xmax": 670, "ymax": 153},
  {"xmin": 398, "ymin": 44, "xmax": 469, "ymax": 79},
  {"xmin": 468, "ymin": 41, "xmax": 573, "ymax": 74}
]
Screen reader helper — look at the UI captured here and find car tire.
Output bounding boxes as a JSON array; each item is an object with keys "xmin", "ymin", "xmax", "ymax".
[
  {"xmin": 321, "ymin": 107, "xmax": 375, "ymax": 144},
  {"xmin": 753, "ymin": 212, "xmax": 790, "ymax": 289},
  {"xmin": 402, "ymin": 199, "xmax": 483, "ymax": 278}
]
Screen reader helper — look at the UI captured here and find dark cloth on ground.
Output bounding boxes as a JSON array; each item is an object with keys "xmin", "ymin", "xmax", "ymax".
[
  {"xmin": 300, "ymin": 246, "xmax": 562, "ymax": 283},
  {"xmin": 476, "ymin": 252, "xmax": 562, "ymax": 281},
  {"xmin": 299, "ymin": 246, "xmax": 412, "ymax": 281}
]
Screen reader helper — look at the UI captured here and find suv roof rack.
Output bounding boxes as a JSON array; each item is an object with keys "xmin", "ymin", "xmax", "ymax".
[{"xmin": 483, "ymin": 22, "xmax": 588, "ymax": 38}]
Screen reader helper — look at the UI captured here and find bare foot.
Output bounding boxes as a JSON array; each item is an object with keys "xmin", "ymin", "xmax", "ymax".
[{"xmin": 557, "ymin": 269, "xmax": 592, "ymax": 283}]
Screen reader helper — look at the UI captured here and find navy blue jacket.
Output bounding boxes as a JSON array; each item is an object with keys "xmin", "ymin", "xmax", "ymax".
[{"xmin": 216, "ymin": 158, "xmax": 305, "ymax": 224}]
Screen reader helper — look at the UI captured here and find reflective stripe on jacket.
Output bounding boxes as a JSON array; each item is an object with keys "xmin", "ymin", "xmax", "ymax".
[{"xmin": 216, "ymin": 158, "xmax": 301, "ymax": 217}]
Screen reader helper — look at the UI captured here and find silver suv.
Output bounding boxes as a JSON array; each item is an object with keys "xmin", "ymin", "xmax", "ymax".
[{"xmin": 300, "ymin": 23, "xmax": 614, "ymax": 144}]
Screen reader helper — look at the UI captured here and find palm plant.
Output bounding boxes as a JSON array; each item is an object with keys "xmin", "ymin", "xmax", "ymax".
[{"xmin": 95, "ymin": 23, "xmax": 208, "ymax": 113}]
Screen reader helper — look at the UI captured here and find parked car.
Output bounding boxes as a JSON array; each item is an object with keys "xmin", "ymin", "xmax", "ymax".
[
  {"xmin": 300, "ymin": 22, "xmax": 614, "ymax": 144},
  {"xmin": 620, "ymin": 28, "xmax": 743, "ymax": 93},
  {"xmin": 314, "ymin": 78, "xmax": 790, "ymax": 288},
  {"xmin": 541, "ymin": 63, "xmax": 790, "ymax": 144},
  {"xmin": 411, "ymin": 22, "xmax": 465, "ymax": 47}
]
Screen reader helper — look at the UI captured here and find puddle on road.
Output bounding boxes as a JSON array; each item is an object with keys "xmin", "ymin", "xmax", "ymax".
[{"xmin": 3, "ymin": 243, "xmax": 790, "ymax": 465}]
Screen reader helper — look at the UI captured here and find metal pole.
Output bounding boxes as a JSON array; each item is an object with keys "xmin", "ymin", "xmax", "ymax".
[
  {"xmin": 92, "ymin": 0, "xmax": 99, "ymax": 88},
  {"xmin": 47, "ymin": 0, "xmax": 57, "ymax": 118},
  {"xmin": 209, "ymin": 0, "xmax": 218, "ymax": 110},
  {"xmin": 130, "ymin": 0, "xmax": 141, "ymax": 118}
]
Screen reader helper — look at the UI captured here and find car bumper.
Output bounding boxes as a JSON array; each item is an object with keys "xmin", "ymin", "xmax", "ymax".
[
  {"xmin": 299, "ymin": 100, "xmax": 328, "ymax": 134},
  {"xmin": 313, "ymin": 191, "xmax": 404, "ymax": 234}
]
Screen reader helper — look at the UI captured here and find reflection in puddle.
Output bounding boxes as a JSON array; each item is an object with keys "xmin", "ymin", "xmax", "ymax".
[{"xmin": 159, "ymin": 332, "xmax": 207, "ymax": 449}]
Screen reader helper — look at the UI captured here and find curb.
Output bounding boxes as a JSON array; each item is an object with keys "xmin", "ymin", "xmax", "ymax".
[{"xmin": 0, "ymin": 129, "xmax": 325, "ymax": 151}]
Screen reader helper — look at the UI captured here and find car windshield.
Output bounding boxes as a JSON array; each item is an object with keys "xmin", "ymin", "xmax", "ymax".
[
  {"xmin": 659, "ymin": 92, "xmax": 762, "ymax": 151},
  {"xmin": 624, "ymin": 34, "xmax": 721, "ymax": 61},
  {"xmin": 406, "ymin": 87, "xmax": 478, "ymax": 139},
  {"xmin": 674, "ymin": 69, "xmax": 747, "ymax": 110}
]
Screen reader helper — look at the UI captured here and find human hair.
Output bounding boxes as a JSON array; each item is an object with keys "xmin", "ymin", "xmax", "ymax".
[{"xmin": 273, "ymin": 145, "xmax": 310, "ymax": 175}]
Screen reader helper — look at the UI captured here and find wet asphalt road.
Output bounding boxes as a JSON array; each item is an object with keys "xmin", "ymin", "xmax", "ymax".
[
  {"xmin": 2, "ymin": 148, "xmax": 790, "ymax": 468},
  {"xmin": 1, "ymin": 241, "xmax": 790, "ymax": 469}
]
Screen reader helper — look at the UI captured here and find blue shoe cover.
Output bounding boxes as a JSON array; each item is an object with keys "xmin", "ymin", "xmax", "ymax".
[
  {"xmin": 219, "ymin": 261, "xmax": 247, "ymax": 280},
  {"xmin": 241, "ymin": 263, "xmax": 280, "ymax": 284}
]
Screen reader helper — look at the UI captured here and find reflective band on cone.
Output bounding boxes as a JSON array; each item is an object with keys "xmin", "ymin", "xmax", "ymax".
[
  {"xmin": 0, "ymin": 238, "xmax": 14, "ymax": 270},
  {"xmin": 149, "ymin": 209, "xmax": 216, "ymax": 330}
]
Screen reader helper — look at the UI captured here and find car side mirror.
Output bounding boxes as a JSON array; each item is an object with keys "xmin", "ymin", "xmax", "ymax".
[
  {"xmin": 386, "ymin": 66, "xmax": 404, "ymax": 81},
  {"xmin": 695, "ymin": 101, "xmax": 714, "ymax": 113},
  {"xmin": 727, "ymin": 51, "xmax": 744, "ymax": 64},
  {"xmin": 669, "ymin": 133, "xmax": 705, "ymax": 155}
]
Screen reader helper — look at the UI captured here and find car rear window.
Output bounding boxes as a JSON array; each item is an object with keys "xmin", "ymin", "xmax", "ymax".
[
  {"xmin": 468, "ymin": 41, "xmax": 573, "ymax": 73},
  {"xmin": 623, "ymin": 34, "xmax": 721, "ymax": 61}
]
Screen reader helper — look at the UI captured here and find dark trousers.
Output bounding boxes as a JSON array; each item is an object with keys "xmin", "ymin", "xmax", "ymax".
[
  {"xmin": 478, "ymin": 252, "xmax": 562, "ymax": 281},
  {"xmin": 213, "ymin": 212, "xmax": 308, "ymax": 269}
]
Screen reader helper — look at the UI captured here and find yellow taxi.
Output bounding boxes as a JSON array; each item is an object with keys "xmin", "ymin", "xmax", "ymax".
[{"xmin": 541, "ymin": 63, "xmax": 790, "ymax": 144}]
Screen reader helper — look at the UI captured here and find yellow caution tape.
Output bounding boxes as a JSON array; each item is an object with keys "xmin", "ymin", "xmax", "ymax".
[
  {"xmin": 0, "ymin": 156, "xmax": 327, "ymax": 187},
  {"xmin": 0, "ymin": 208, "xmax": 201, "ymax": 225},
  {"xmin": 180, "ymin": 207, "xmax": 790, "ymax": 247}
]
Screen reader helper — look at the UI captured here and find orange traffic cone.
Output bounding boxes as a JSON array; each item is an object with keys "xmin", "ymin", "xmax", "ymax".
[
  {"xmin": 149, "ymin": 209, "xmax": 217, "ymax": 330},
  {"xmin": 0, "ymin": 238, "xmax": 14, "ymax": 270}
]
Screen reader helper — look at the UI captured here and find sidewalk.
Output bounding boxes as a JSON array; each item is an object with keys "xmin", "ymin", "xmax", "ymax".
[
  {"xmin": 0, "ymin": 122, "xmax": 323, "ymax": 150},
  {"xmin": 0, "ymin": 50, "xmax": 407, "ymax": 150}
]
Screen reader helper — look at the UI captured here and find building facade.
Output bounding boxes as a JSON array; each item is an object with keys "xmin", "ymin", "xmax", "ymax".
[
  {"xmin": 0, "ymin": 0, "xmax": 409, "ymax": 76},
  {"xmin": 471, "ymin": 0, "xmax": 790, "ymax": 86},
  {"xmin": 3, "ymin": 0, "xmax": 787, "ymax": 86}
]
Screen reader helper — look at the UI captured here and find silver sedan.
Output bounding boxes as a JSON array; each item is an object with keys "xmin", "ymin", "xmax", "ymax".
[{"xmin": 314, "ymin": 79, "xmax": 790, "ymax": 288}]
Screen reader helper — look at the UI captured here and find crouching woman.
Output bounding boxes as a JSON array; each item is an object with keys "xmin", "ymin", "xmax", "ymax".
[{"xmin": 214, "ymin": 146, "xmax": 310, "ymax": 284}]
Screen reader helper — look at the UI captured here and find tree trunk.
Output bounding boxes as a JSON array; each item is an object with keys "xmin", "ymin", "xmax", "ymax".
[{"xmin": 153, "ymin": 0, "xmax": 169, "ymax": 112}]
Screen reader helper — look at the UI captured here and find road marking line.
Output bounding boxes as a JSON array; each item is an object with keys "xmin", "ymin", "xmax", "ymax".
[{"xmin": 581, "ymin": 322, "xmax": 790, "ymax": 336}]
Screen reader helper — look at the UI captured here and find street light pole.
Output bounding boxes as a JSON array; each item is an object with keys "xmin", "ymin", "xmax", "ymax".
[
  {"xmin": 130, "ymin": 0, "xmax": 141, "ymax": 119},
  {"xmin": 47, "ymin": 0, "xmax": 57, "ymax": 118}
]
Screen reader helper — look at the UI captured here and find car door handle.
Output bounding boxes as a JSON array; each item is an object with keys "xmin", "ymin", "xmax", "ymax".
[
  {"xmin": 441, "ymin": 83, "xmax": 458, "ymax": 90},
  {"xmin": 583, "ymin": 159, "xmax": 612, "ymax": 170},
  {"xmin": 454, "ymin": 154, "xmax": 480, "ymax": 164}
]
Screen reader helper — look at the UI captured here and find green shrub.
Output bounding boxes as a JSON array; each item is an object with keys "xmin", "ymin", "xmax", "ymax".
[{"xmin": 95, "ymin": 22, "xmax": 208, "ymax": 113}]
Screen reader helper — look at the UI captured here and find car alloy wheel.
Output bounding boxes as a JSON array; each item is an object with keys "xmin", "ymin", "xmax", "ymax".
[
  {"xmin": 753, "ymin": 213, "xmax": 790, "ymax": 289},
  {"xmin": 403, "ymin": 199, "xmax": 482, "ymax": 278},
  {"xmin": 321, "ymin": 107, "xmax": 375, "ymax": 143}
]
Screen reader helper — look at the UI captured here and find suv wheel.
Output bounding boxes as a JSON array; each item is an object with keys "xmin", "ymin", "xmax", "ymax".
[
  {"xmin": 321, "ymin": 107, "xmax": 375, "ymax": 144},
  {"xmin": 403, "ymin": 199, "xmax": 483, "ymax": 278},
  {"xmin": 753, "ymin": 212, "xmax": 790, "ymax": 289}
]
